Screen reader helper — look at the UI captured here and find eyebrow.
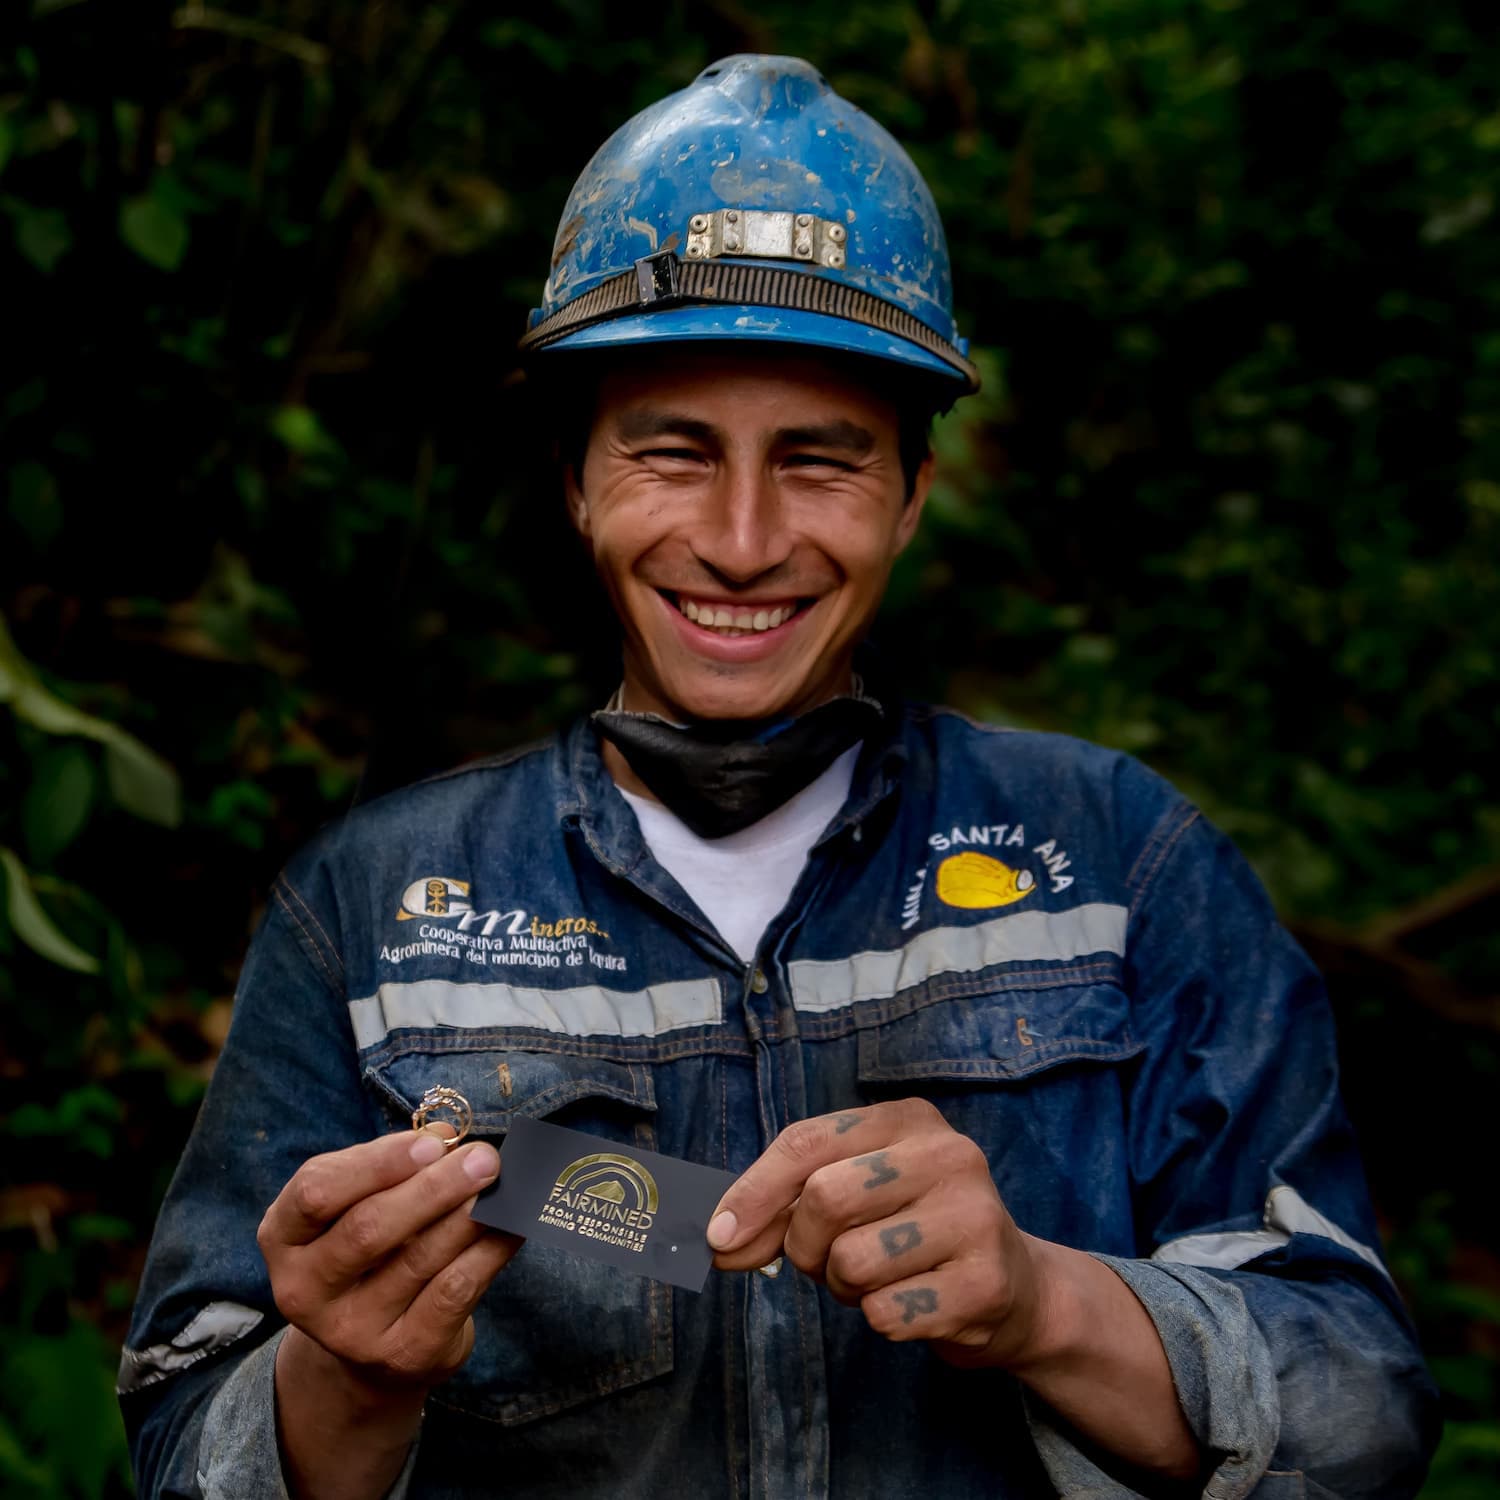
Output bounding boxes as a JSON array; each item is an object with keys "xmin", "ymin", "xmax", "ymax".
[
  {"xmin": 615, "ymin": 410, "xmax": 875, "ymax": 455},
  {"xmin": 776, "ymin": 420, "xmax": 875, "ymax": 455},
  {"xmin": 616, "ymin": 411, "xmax": 718, "ymax": 444}
]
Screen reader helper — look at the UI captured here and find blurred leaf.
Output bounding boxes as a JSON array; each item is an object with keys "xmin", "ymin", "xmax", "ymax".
[
  {"xmin": 0, "ymin": 1416, "xmax": 52, "ymax": 1495},
  {"xmin": 120, "ymin": 191, "xmax": 189, "ymax": 270},
  {"xmin": 269, "ymin": 404, "xmax": 337, "ymax": 455},
  {"xmin": 0, "ymin": 847, "xmax": 99, "ymax": 974},
  {"xmin": 22, "ymin": 742, "xmax": 95, "ymax": 864},
  {"xmin": 2, "ymin": 198, "xmax": 71, "ymax": 272},
  {"xmin": 69, "ymin": 1213, "xmax": 133, "ymax": 1242},
  {"xmin": 8, "ymin": 1086, "xmax": 123, "ymax": 1158},
  {"xmin": 6, "ymin": 460, "xmax": 62, "ymax": 549},
  {"xmin": 102, "ymin": 732, "xmax": 183, "ymax": 827},
  {"xmin": 0, "ymin": 614, "xmax": 182, "ymax": 827},
  {"xmin": 0, "ymin": 1321, "xmax": 129, "ymax": 1498}
]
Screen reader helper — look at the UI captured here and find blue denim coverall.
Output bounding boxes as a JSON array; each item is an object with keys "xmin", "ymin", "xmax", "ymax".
[{"xmin": 121, "ymin": 705, "xmax": 1438, "ymax": 1498}]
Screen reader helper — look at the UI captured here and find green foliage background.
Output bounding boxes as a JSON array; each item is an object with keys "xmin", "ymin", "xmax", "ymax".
[{"xmin": 3, "ymin": 1, "xmax": 1498, "ymax": 1493}]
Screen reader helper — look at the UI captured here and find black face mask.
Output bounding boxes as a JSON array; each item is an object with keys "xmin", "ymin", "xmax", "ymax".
[{"xmin": 593, "ymin": 689, "xmax": 884, "ymax": 840}]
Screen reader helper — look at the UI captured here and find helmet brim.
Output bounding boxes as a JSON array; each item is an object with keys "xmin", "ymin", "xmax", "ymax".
[{"xmin": 531, "ymin": 303, "xmax": 974, "ymax": 394}]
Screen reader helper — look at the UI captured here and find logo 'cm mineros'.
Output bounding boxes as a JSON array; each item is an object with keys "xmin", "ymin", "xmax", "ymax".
[
  {"xmin": 541, "ymin": 1152, "xmax": 659, "ymax": 1252},
  {"xmin": 395, "ymin": 876, "xmax": 471, "ymax": 921}
]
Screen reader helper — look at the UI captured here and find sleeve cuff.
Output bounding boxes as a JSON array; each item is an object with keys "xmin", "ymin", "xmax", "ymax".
[
  {"xmin": 198, "ymin": 1328, "xmax": 421, "ymax": 1500},
  {"xmin": 1022, "ymin": 1254, "xmax": 1283, "ymax": 1500}
]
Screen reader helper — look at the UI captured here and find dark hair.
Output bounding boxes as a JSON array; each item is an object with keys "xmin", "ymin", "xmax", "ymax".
[{"xmin": 533, "ymin": 345, "xmax": 942, "ymax": 499}]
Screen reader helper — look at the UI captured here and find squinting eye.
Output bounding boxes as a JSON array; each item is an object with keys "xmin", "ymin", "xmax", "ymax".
[
  {"xmin": 786, "ymin": 454, "xmax": 852, "ymax": 471},
  {"xmin": 642, "ymin": 448, "xmax": 706, "ymax": 463}
]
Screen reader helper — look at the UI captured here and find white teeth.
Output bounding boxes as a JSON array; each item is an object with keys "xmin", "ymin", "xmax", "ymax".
[{"xmin": 674, "ymin": 597, "xmax": 800, "ymax": 634}]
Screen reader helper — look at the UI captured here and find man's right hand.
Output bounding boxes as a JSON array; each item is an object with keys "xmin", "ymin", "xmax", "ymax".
[{"xmin": 257, "ymin": 1129, "xmax": 517, "ymax": 1499}]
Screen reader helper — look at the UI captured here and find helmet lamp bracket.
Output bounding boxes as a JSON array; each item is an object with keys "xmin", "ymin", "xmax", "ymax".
[
  {"xmin": 635, "ymin": 251, "xmax": 682, "ymax": 305},
  {"xmin": 684, "ymin": 208, "xmax": 849, "ymax": 269}
]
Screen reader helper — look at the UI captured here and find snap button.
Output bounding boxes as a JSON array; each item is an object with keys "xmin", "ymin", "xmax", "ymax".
[
  {"xmin": 758, "ymin": 1258, "xmax": 783, "ymax": 1278},
  {"xmin": 750, "ymin": 968, "xmax": 769, "ymax": 994}
]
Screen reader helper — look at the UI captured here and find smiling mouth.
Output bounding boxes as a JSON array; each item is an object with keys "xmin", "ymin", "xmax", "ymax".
[{"xmin": 664, "ymin": 592, "xmax": 809, "ymax": 638}]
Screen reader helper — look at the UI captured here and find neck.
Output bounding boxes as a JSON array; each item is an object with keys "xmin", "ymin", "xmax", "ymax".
[
  {"xmin": 604, "ymin": 670, "xmax": 858, "ymax": 800},
  {"xmin": 602, "ymin": 738, "xmax": 655, "ymax": 799}
]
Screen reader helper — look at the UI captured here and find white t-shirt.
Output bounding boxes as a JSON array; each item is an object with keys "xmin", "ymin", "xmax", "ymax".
[{"xmin": 616, "ymin": 746, "xmax": 861, "ymax": 964}]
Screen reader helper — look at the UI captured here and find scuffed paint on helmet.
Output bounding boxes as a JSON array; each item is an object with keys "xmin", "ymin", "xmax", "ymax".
[{"xmin": 527, "ymin": 55, "xmax": 977, "ymax": 395}]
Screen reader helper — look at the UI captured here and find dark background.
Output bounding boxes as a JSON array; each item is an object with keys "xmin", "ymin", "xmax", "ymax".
[{"xmin": 2, "ymin": 2, "xmax": 1497, "ymax": 1494}]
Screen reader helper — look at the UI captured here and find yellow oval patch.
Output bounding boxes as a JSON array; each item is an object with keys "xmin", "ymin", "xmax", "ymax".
[{"xmin": 935, "ymin": 851, "xmax": 1036, "ymax": 909}]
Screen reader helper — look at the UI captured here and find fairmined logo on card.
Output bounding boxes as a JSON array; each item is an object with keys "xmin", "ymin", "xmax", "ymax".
[{"xmin": 471, "ymin": 1116, "xmax": 737, "ymax": 1293}]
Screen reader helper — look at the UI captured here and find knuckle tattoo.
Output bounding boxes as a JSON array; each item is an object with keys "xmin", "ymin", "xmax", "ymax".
[
  {"xmin": 892, "ymin": 1287, "xmax": 939, "ymax": 1324},
  {"xmin": 879, "ymin": 1221, "xmax": 923, "ymax": 1259},
  {"xmin": 833, "ymin": 1112, "xmax": 864, "ymax": 1135},
  {"xmin": 854, "ymin": 1151, "xmax": 900, "ymax": 1190}
]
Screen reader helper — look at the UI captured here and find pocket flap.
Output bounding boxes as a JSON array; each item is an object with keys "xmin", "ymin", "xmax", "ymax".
[
  {"xmin": 365, "ymin": 1046, "xmax": 655, "ymax": 1134},
  {"xmin": 857, "ymin": 984, "xmax": 1142, "ymax": 1085}
]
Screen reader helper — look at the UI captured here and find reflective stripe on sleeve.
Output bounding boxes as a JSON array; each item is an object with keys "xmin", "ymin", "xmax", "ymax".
[
  {"xmin": 117, "ymin": 1300, "xmax": 265, "ymax": 1394},
  {"xmin": 787, "ymin": 902, "xmax": 1128, "ymax": 1013},
  {"xmin": 347, "ymin": 977, "xmax": 723, "ymax": 1049},
  {"xmin": 1152, "ymin": 1183, "xmax": 1390, "ymax": 1280}
]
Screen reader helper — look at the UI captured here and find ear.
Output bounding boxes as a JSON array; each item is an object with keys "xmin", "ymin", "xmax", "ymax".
[
  {"xmin": 562, "ymin": 458, "xmax": 591, "ymax": 540},
  {"xmin": 892, "ymin": 450, "xmax": 935, "ymax": 554}
]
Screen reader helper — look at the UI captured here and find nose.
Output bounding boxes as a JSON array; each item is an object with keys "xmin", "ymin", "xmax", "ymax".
[{"xmin": 690, "ymin": 459, "xmax": 794, "ymax": 585}]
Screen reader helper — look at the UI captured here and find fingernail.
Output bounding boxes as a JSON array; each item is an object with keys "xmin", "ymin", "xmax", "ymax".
[
  {"xmin": 409, "ymin": 1133, "xmax": 445, "ymax": 1165},
  {"xmin": 707, "ymin": 1210, "xmax": 737, "ymax": 1249},
  {"xmin": 463, "ymin": 1143, "xmax": 499, "ymax": 1182}
]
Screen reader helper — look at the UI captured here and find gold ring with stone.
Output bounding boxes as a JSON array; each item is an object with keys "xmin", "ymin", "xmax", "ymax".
[{"xmin": 411, "ymin": 1086, "xmax": 472, "ymax": 1148}]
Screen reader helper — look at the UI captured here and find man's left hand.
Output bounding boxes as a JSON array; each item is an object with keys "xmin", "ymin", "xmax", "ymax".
[{"xmin": 707, "ymin": 1098, "xmax": 1050, "ymax": 1369}]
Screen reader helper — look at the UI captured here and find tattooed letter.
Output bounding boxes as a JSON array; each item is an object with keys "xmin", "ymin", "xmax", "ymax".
[
  {"xmin": 892, "ymin": 1288, "xmax": 938, "ymax": 1324},
  {"xmin": 854, "ymin": 1152, "xmax": 900, "ymax": 1190},
  {"xmin": 879, "ymin": 1222, "xmax": 923, "ymax": 1258}
]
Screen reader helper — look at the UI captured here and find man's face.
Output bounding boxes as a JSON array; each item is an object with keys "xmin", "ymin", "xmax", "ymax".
[{"xmin": 566, "ymin": 348, "xmax": 932, "ymax": 723}]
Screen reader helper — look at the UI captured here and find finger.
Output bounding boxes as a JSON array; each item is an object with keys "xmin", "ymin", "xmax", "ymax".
[
  {"xmin": 860, "ymin": 1271, "xmax": 954, "ymax": 1344},
  {"xmin": 355, "ymin": 1199, "xmax": 489, "ymax": 1319},
  {"xmin": 266, "ymin": 1130, "xmax": 457, "ymax": 1247},
  {"xmin": 824, "ymin": 1213, "xmax": 947, "ymax": 1305},
  {"xmin": 384, "ymin": 1233, "xmax": 518, "ymax": 1381},
  {"xmin": 312, "ymin": 1140, "xmax": 500, "ymax": 1285},
  {"xmin": 711, "ymin": 1204, "xmax": 795, "ymax": 1275},
  {"xmin": 781, "ymin": 1141, "xmax": 932, "ymax": 1279},
  {"xmin": 708, "ymin": 1099, "xmax": 941, "ymax": 1255}
]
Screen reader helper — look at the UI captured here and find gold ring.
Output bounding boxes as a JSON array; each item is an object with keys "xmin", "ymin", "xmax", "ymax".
[{"xmin": 411, "ymin": 1086, "xmax": 472, "ymax": 1148}]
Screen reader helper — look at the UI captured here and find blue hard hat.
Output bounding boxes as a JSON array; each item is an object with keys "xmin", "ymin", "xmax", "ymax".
[{"xmin": 523, "ymin": 55, "xmax": 978, "ymax": 396}]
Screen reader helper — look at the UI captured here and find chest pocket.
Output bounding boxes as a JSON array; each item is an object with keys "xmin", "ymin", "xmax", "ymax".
[
  {"xmin": 853, "ymin": 980, "xmax": 1144, "ymax": 1248},
  {"xmin": 365, "ymin": 1043, "xmax": 671, "ymax": 1426}
]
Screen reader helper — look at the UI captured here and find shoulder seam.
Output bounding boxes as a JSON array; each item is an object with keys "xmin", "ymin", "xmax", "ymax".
[
  {"xmin": 920, "ymin": 705, "xmax": 1018, "ymax": 736},
  {"xmin": 271, "ymin": 877, "xmax": 345, "ymax": 993},
  {"xmin": 1126, "ymin": 804, "xmax": 1202, "ymax": 916},
  {"xmin": 414, "ymin": 734, "xmax": 556, "ymax": 786}
]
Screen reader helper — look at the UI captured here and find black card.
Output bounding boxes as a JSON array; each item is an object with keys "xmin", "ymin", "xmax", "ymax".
[{"xmin": 471, "ymin": 1116, "xmax": 738, "ymax": 1293}]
